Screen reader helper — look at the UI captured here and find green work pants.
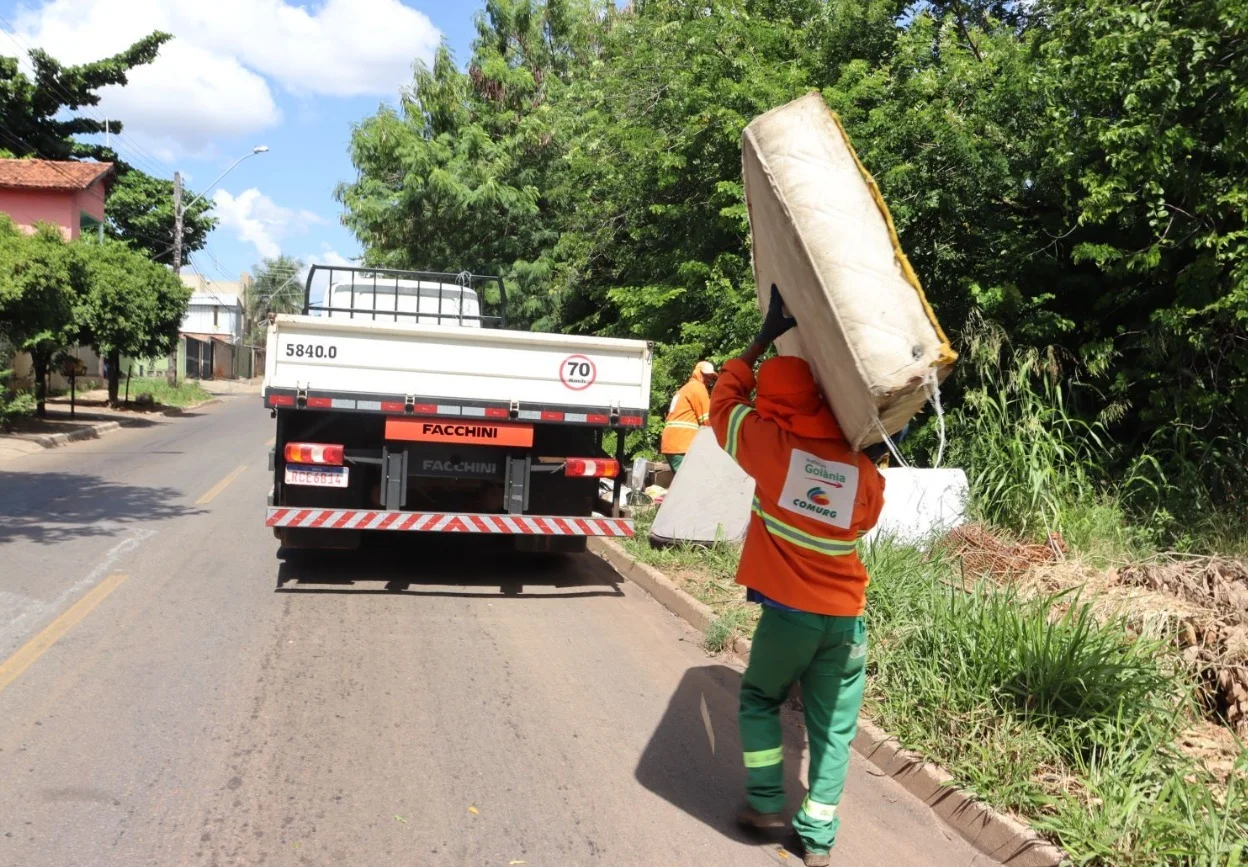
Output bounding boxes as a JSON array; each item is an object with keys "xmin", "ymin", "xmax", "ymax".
[
  {"xmin": 664, "ymin": 453, "xmax": 684, "ymax": 473},
  {"xmin": 739, "ymin": 606, "xmax": 867, "ymax": 854}
]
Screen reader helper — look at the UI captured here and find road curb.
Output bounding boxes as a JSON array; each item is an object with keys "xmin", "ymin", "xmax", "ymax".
[
  {"xmin": 6, "ymin": 420, "xmax": 122, "ymax": 450},
  {"xmin": 589, "ymin": 536, "xmax": 1067, "ymax": 867}
]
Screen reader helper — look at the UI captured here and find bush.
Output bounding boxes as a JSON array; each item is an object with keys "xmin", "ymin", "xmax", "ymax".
[{"xmin": 0, "ymin": 373, "xmax": 35, "ymax": 430}]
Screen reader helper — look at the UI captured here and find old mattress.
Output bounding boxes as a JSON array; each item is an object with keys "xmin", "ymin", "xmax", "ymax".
[{"xmin": 742, "ymin": 92, "xmax": 956, "ymax": 449}]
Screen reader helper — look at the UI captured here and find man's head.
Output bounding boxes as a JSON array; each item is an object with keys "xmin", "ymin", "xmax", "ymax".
[
  {"xmin": 693, "ymin": 360, "xmax": 717, "ymax": 386},
  {"xmin": 755, "ymin": 356, "xmax": 841, "ymax": 440},
  {"xmin": 757, "ymin": 356, "xmax": 819, "ymax": 408}
]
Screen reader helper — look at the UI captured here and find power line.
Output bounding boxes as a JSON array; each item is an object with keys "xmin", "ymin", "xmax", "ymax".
[
  {"xmin": 0, "ymin": 16, "xmax": 174, "ymax": 178},
  {"xmin": 0, "ymin": 17, "xmax": 169, "ymax": 174}
]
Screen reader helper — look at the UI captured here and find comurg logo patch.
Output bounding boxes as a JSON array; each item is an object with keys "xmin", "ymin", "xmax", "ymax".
[{"xmin": 806, "ymin": 486, "xmax": 831, "ymax": 506}]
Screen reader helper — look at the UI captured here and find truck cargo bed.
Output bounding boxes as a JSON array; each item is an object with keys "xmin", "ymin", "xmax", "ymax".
[{"xmin": 264, "ymin": 314, "xmax": 652, "ymax": 419}]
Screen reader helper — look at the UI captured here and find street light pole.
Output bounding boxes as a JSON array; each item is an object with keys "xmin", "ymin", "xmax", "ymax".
[{"xmin": 171, "ymin": 145, "xmax": 269, "ymax": 276}]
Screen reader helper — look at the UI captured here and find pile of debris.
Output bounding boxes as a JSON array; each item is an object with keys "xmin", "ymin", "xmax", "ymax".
[
  {"xmin": 1117, "ymin": 556, "xmax": 1248, "ymax": 737},
  {"xmin": 941, "ymin": 523, "xmax": 1067, "ymax": 583},
  {"xmin": 943, "ymin": 525, "xmax": 1248, "ymax": 737}
]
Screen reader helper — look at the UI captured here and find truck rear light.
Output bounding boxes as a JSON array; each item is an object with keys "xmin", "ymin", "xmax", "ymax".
[
  {"xmin": 485, "ymin": 407, "xmax": 510, "ymax": 419},
  {"xmin": 620, "ymin": 415, "xmax": 645, "ymax": 427},
  {"xmin": 305, "ymin": 397, "xmax": 333, "ymax": 408},
  {"xmin": 268, "ymin": 394, "xmax": 295, "ymax": 407},
  {"xmin": 381, "ymin": 401, "xmax": 406, "ymax": 413},
  {"xmin": 565, "ymin": 458, "xmax": 619, "ymax": 478},
  {"xmin": 284, "ymin": 442, "xmax": 345, "ymax": 465}
]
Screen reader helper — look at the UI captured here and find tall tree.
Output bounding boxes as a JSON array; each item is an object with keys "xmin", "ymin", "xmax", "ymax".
[
  {"xmin": 336, "ymin": 0, "xmax": 611, "ymax": 329},
  {"xmin": 0, "ymin": 217, "xmax": 87, "ymax": 414},
  {"xmin": 0, "ymin": 34, "xmax": 216, "ymax": 260},
  {"xmin": 246, "ymin": 255, "xmax": 305, "ymax": 345},
  {"xmin": 104, "ymin": 169, "xmax": 217, "ymax": 265},
  {"xmin": 75, "ymin": 240, "xmax": 191, "ymax": 404},
  {"xmin": 339, "ymin": 0, "xmax": 1248, "ymax": 511}
]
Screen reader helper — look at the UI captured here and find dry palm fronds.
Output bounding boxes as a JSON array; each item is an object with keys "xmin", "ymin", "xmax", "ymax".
[{"xmin": 941, "ymin": 523, "xmax": 1067, "ymax": 583}]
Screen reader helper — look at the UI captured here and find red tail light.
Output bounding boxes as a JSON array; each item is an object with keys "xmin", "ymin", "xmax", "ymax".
[
  {"xmin": 284, "ymin": 442, "xmax": 345, "ymax": 465},
  {"xmin": 564, "ymin": 458, "xmax": 619, "ymax": 478}
]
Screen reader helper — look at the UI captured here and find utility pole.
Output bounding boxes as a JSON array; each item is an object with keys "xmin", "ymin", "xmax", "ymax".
[{"xmin": 172, "ymin": 171, "xmax": 183, "ymax": 275}]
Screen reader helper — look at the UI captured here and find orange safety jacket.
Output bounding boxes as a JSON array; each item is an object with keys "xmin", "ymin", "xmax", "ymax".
[
  {"xmin": 710, "ymin": 357, "xmax": 885, "ymax": 616},
  {"xmin": 660, "ymin": 364, "xmax": 713, "ymax": 455}
]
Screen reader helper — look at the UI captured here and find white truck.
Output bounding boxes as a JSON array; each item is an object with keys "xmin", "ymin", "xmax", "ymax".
[{"xmin": 263, "ymin": 265, "xmax": 653, "ymax": 552}]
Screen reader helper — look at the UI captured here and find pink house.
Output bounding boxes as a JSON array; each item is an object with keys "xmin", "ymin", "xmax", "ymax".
[{"xmin": 0, "ymin": 158, "xmax": 115, "ymax": 239}]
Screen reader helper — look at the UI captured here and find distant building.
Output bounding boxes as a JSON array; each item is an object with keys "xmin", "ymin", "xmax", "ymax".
[
  {"xmin": 0, "ymin": 158, "xmax": 114, "ymax": 240},
  {"xmin": 173, "ymin": 272, "xmax": 256, "ymax": 380}
]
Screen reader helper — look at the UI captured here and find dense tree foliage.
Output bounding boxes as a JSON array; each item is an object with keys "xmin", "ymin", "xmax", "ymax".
[
  {"xmin": 73, "ymin": 239, "xmax": 191, "ymax": 404},
  {"xmin": 1, "ymin": 220, "xmax": 190, "ymax": 407},
  {"xmin": 340, "ymin": 0, "xmax": 1248, "ymax": 518},
  {"xmin": 0, "ymin": 217, "xmax": 87, "ymax": 413}
]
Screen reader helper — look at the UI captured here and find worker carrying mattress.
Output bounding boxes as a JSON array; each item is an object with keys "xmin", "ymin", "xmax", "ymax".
[{"xmin": 742, "ymin": 92, "xmax": 956, "ymax": 451}]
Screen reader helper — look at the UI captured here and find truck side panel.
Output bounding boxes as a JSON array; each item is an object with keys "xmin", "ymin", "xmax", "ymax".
[{"xmin": 266, "ymin": 315, "xmax": 652, "ymax": 412}]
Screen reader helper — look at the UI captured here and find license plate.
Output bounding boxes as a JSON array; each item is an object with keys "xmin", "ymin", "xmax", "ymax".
[{"xmin": 284, "ymin": 465, "xmax": 349, "ymax": 488}]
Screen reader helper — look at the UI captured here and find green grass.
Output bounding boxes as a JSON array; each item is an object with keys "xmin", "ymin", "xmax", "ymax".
[
  {"xmin": 861, "ymin": 539, "xmax": 1248, "ymax": 865},
  {"xmin": 130, "ymin": 380, "xmax": 212, "ymax": 408},
  {"xmin": 621, "ymin": 508, "xmax": 758, "ymax": 650},
  {"xmin": 617, "ymin": 521, "xmax": 1248, "ymax": 862}
]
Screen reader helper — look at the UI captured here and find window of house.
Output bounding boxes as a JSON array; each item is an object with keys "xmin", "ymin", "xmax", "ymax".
[{"xmin": 213, "ymin": 306, "xmax": 219, "ymax": 328}]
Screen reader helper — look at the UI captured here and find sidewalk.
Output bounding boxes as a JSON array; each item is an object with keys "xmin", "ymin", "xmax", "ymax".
[
  {"xmin": 0, "ymin": 388, "xmax": 223, "ymax": 465},
  {"xmin": 197, "ymin": 377, "xmax": 262, "ymax": 396},
  {"xmin": 0, "ymin": 411, "xmax": 135, "ymax": 464}
]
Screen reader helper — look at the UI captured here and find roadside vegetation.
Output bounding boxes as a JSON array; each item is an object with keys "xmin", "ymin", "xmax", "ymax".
[
  {"xmin": 619, "ymin": 335, "xmax": 1248, "ymax": 863},
  {"xmin": 2, "ymin": 32, "xmax": 210, "ymax": 412},
  {"xmin": 329, "ymin": 3, "xmax": 1247, "ymax": 859},
  {"xmin": 128, "ymin": 380, "xmax": 211, "ymax": 409}
]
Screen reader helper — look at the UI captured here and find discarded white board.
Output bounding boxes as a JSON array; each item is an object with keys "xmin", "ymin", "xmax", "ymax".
[
  {"xmin": 649, "ymin": 427, "xmax": 754, "ymax": 546},
  {"xmin": 742, "ymin": 92, "xmax": 957, "ymax": 449},
  {"xmin": 864, "ymin": 468, "xmax": 968, "ymax": 546}
]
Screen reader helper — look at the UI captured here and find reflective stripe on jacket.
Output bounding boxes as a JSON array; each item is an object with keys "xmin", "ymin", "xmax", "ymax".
[
  {"xmin": 711, "ymin": 358, "xmax": 885, "ymax": 616},
  {"xmin": 660, "ymin": 365, "xmax": 712, "ymax": 455}
]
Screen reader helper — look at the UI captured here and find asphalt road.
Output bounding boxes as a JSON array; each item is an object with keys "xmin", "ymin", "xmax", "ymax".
[{"xmin": 0, "ymin": 396, "xmax": 993, "ymax": 866}]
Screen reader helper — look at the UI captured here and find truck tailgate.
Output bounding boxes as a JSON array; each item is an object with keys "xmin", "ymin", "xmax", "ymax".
[{"xmin": 265, "ymin": 315, "xmax": 652, "ymax": 412}]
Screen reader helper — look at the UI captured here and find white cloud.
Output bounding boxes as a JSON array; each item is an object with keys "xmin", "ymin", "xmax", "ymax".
[
  {"xmin": 212, "ymin": 188, "xmax": 324, "ymax": 259},
  {"xmin": 178, "ymin": 0, "xmax": 441, "ymax": 97},
  {"xmin": 6, "ymin": 0, "xmax": 439, "ymax": 153}
]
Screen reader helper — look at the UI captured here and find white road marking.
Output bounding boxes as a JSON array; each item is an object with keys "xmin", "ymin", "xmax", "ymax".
[{"xmin": 0, "ymin": 527, "xmax": 154, "ymax": 659}]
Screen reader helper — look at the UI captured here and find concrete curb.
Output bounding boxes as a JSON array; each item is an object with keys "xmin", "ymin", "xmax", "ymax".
[
  {"xmin": 589, "ymin": 537, "xmax": 1067, "ymax": 867},
  {"xmin": 6, "ymin": 420, "xmax": 121, "ymax": 450}
]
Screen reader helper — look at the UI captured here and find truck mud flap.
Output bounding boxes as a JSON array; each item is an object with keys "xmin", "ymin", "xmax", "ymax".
[{"xmin": 265, "ymin": 508, "xmax": 632, "ymax": 537}]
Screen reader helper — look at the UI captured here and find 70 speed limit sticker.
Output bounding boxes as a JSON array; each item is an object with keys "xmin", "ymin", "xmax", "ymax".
[{"xmin": 559, "ymin": 355, "xmax": 597, "ymax": 391}]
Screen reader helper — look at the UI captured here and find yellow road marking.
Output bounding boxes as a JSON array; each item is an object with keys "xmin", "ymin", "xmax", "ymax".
[
  {"xmin": 196, "ymin": 465, "xmax": 248, "ymax": 505},
  {"xmin": 265, "ymin": 437, "xmax": 276, "ymax": 447},
  {"xmin": 0, "ymin": 573, "xmax": 128, "ymax": 694}
]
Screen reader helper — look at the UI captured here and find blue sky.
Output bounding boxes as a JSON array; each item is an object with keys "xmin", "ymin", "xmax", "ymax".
[{"xmin": 0, "ymin": 0, "xmax": 481, "ymax": 288}]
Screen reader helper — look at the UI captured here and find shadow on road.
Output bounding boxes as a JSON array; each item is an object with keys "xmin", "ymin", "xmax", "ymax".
[
  {"xmin": 635, "ymin": 664, "xmax": 807, "ymax": 851},
  {"xmin": 275, "ymin": 534, "xmax": 625, "ymax": 599},
  {"xmin": 0, "ymin": 471, "xmax": 202, "ymax": 545}
]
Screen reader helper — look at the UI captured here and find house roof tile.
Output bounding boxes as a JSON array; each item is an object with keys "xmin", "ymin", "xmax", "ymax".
[{"xmin": 0, "ymin": 159, "xmax": 115, "ymax": 191}]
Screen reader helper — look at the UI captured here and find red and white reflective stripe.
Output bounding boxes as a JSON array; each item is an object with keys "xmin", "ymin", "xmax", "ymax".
[
  {"xmin": 266, "ymin": 390, "xmax": 647, "ymax": 428},
  {"xmin": 266, "ymin": 508, "xmax": 633, "ymax": 537}
]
